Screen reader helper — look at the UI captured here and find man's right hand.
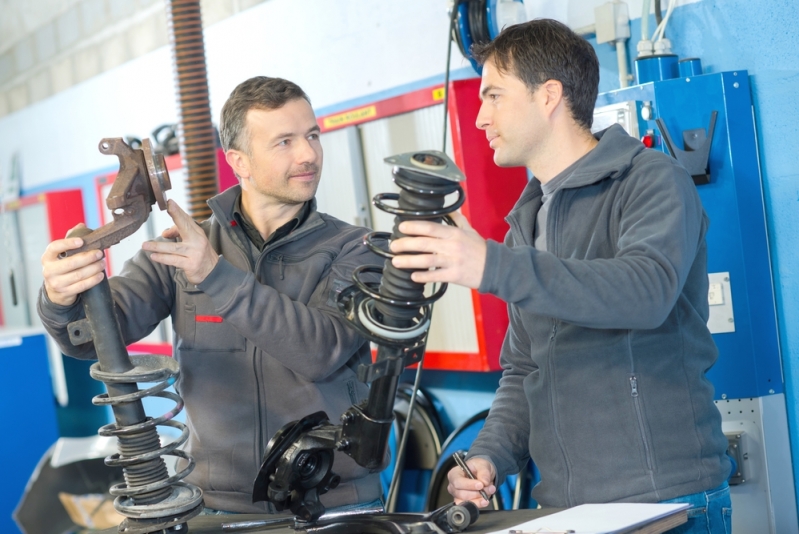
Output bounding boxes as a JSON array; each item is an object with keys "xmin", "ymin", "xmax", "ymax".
[
  {"xmin": 42, "ymin": 223, "xmax": 107, "ymax": 306},
  {"xmin": 447, "ymin": 456, "xmax": 497, "ymax": 508}
]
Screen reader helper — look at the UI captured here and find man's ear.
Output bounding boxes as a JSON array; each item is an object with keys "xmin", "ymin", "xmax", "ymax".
[
  {"xmin": 225, "ymin": 149, "xmax": 248, "ymax": 180},
  {"xmin": 541, "ymin": 79, "xmax": 564, "ymax": 117}
]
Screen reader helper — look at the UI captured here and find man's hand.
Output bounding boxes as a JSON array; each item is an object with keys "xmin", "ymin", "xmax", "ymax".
[
  {"xmin": 42, "ymin": 223, "xmax": 107, "ymax": 306},
  {"xmin": 389, "ymin": 211, "xmax": 487, "ymax": 289},
  {"xmin": 142, "ymin": 199, "xmax": 218, "ymax": 285},
  {"xmin": 447, "ymin": 456, "xmax": 497, "ymax": 508}
]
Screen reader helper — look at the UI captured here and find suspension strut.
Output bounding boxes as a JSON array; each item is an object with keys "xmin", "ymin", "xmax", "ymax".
[
  {"xmin": 252, "ymin": 150, "xmax": 466, "ymax": 524},
  {"xmin": 64, "ymin": 138, "xmax": 203, "ymax": 533}
]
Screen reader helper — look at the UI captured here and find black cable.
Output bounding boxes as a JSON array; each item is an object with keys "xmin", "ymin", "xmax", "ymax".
[
  {"xmin": 654, "ymin": 0, "xmax": 663, "ymax": 25},
  {"xmin": 442, "ymin": 1, "xmax": 460, "ymax": 153}
]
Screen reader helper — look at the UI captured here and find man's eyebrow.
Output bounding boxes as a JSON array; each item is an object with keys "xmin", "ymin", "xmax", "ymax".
[
  {"xmin": 270, "ymin": 125, "xmax": 320, "ymax": 142},
  {"xmin": 480, "ymin": 84, "xmax": 500, "ymax": 100}
]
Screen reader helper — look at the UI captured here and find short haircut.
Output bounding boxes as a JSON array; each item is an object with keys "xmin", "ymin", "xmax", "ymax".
[
  {"xmin": 219, "ymin": 76, "xmax": 312, "ymax": 153},
  {"xmin": 472, "ymin": 19, "xmax": 599, "ymax": 130}
]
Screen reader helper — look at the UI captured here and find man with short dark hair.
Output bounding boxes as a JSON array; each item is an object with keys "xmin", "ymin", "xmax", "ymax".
[
  {"xmin": 38, "ymin": 76, "xmax": 384, "ymax": 514},
  {"xmin": 391, "ymin": 19, "xmax": 732, "ymax": 533}
]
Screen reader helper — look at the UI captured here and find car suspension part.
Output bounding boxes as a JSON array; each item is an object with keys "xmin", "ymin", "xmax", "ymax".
[
  {"xmin": 251, "ymin": 150, "xmax": 473, "ymax": 533},
  {"xmin": 65, "ymin": 138, "xmax": 204, "ymax": 533}
]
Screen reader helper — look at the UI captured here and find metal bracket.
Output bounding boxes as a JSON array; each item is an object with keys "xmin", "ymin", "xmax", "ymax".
[
  {"xmin": 384, "ymin": 150, "xmax": 465, "ymax": 182},
  {"xmin": 60, "ymin": 138, "xmax": 170, "ymax": 258},
  {"xmin": 67, "ymin": 318, "xmax": 93, "ymax": 345},
  {"xmin": 656, "ymin": 111, "xmax": 717, "ymax": 185},
  {"xmin": 725, "ymin": 431, "xmax": 746, "ymax": 485},
  {"xmin": 357, "ymin": 345, "xmax": 424, "ymax": 383}
]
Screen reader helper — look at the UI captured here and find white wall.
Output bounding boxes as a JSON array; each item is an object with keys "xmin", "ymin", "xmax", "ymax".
[
  {"xmin": 0, "ymin": 0, "xmax": 465, "ymax": 191},
  {"xmin": 0, "ymin": 0, "xmax": 701, "ymax": 192}
]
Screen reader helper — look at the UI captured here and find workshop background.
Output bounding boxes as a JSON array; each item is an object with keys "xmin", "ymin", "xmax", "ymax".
[{"xmin": 0, "ymin": 0, "xmax": 798, "ymax": 532}]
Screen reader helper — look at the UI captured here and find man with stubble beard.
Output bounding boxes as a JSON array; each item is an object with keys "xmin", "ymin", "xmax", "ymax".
[{"xmin": 38, "ymin": 76, "xmax": 384, "ymax": 515}]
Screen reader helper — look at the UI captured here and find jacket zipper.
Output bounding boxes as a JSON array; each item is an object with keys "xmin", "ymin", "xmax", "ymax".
[
  {"xmin": 546, "ymin": 321, "xmax": 573, "ymax": 505},
  {"xmin": 278, "ymin": 255, "xmax": 284, "ymax": 280},
  {"xmin": 630, "ymin": 374, "xmax": 654, "ymax": 471}
]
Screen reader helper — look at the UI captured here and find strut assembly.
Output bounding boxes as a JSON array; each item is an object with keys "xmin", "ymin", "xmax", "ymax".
[
  {"xmin": 65, "ymin": 138, "xmax": 204, "ymax": 533},
  {"xmin": 252, "ymin": 150, "xmax": 474, "ymax": 533}
]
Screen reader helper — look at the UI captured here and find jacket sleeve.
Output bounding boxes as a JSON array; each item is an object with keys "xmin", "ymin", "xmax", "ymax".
[
  {"xmin": 37, "ymin": 248, "xmax": 176, "ymax": 360},
  {"xmin": 478, "ymin": 160, "xmax": 705, "ymax": 330},
  {"xmin": 197, "ymin": 233, "xmax": 379, "ymax": 382},
  {"xmin": 468, "ymin": 304, "xmax": 536, "ymax": 485}
]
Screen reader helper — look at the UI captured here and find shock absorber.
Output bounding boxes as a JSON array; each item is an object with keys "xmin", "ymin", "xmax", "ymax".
[
  {"xmin": 63, "ymin": 138, "xmax": 203, "ymax": 533},
  {"xmin": 66, "ymin": 237, "xmax": 204, "ymax": 534},
  {"xmin": 346, "ymin": 150, "xmax": 465, "ymax": 436},
  {"xmin": 253, "ymin": 150, "xmax": 466, "ymax": 522}
]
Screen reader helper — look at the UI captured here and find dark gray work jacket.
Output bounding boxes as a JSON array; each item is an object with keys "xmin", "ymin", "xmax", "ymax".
[
  {"xmin": 470, "ymin": 125, "xmax": 731, "ymax": 507},
  {"xmin": 39, "ymin": 185, "xmax": 383, "ymax": 513}
]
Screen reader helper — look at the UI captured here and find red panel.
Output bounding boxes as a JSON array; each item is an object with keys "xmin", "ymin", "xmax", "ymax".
[
  {"xmin": 217, "ymin": 149, "xmax": 238, "ymax": 192},
  {"xmin": 447, "ymin": 78, "xmax": 529, "ymax": 371},
  {"xmin": 43, "ymin": 190, "xmax": 86, "ymax": 240}
]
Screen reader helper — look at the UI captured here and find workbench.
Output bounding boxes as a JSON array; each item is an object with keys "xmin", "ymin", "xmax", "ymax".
[{"xmin": 125, "ymin": 507, "xmax": 687, "ymax": 534}]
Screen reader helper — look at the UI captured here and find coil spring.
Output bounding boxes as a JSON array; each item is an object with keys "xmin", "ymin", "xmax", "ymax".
[
  {"xmin": 90, "ymin": 355, "xmax": 203, "ymax": 533},
  {"xmin": 350, "ymin": 155, "xmax": 465, "ymax": 345}
]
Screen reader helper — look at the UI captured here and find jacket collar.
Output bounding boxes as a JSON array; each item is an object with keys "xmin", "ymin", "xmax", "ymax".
[
  {"xmin": 509, "ymin": 124, "xmax": 646, "ymax": 216},
  {"xmin": 207, "ymin": 185, "xmax": 324, "ymax": 249}
]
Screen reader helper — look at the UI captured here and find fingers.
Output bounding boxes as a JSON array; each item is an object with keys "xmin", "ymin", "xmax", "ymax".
[
  {"xmin": 144, "ymin": 239, "xmax": 188, "ymax": 256},
  {"xmin": 161, "ymin": 225, "xmax": 179, "ymax": 239},
  {"xmin": 448, "ymin": 210, "xmax": 473, "ymax": 230},
  {"xmin": 166, "ymin": 199, "xmax": 197, "ymax": 236},
  {"xmin": 390, "ymin": 236, "xmax": 442, "ymax": 256},
  {"xmin": 396, "ymin": 220, "xmax": 454, "ymax": 239},
  {"xmin": 446, "ymin": 464, "xmax": 495, "ymax": 508},
  {"xmin": 42, "ymin": 236, "xmax": 86, "ymax": 262},
  {"xmin": 42, "ymin": 248, "xmax": 106, "ymax": 306}
]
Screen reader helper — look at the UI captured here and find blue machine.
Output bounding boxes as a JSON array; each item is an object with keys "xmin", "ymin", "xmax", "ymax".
[
  {"xmin": 595, "ymin": 70, "xmax": 782, "ymax": 401},
  {"xmin": 2, "ymin": 330, "xmax": 60, "ymax": 534}
]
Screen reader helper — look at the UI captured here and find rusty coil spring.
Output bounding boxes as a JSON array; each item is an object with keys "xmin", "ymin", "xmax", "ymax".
[{"xmin": 165, "ymin": 0, "xmax": 218, "ymax": 221}]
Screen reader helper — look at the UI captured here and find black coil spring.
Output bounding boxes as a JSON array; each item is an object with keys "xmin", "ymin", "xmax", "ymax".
[
  {"xmin": 352, "ymin": 165, "xmax": 465, "ymax": 339},
  {"xmin": 90, "ymin": 355, "xmax": 202, "ymax": 530}
]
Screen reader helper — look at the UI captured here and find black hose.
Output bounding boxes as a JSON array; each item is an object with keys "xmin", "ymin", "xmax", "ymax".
[
  {"xmin": 655, "ymin": 0, "xmax": 663, "ymax": 25},
  {"xmin": 443, "ymin": 1, "xmax": 460, "ymax": 152}
]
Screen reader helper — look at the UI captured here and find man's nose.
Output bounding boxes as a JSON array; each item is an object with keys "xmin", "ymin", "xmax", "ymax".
[
  {"xmin": 475, "ymin": 102, "xmax": 490, "ymax": 130},
  {"xmin": 296, "ymin": 138, "xmax": 319, "ymax": 163}
]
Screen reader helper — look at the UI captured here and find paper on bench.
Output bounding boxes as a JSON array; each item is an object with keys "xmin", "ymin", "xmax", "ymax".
[{"xmin": 488, "ymin": 502, "xmax": 690, "ymax": 534}]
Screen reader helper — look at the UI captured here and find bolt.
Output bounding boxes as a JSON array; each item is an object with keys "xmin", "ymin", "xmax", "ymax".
[
  {"xmin": 733, "ymin": 72, "xmax": 738, "ymax": 76},
  {"xmin": 686, "ymin": 78, "xmax": 691, "ymax": 82},
  {"xmin": 721, "ymin": 394, "xmax": 727, "ymax": 399},
  {"xmin": 769, "ymin": 389, "xmax": 775, "ymax": 394},
  {"xmin": 724, "ymin": 276, "xmax": 729, "ymax": 282},
  {"xmin": 728, "ymin": 318, "xmax": 734, "ymax": 323},
  {"xmin": 733, "ymin": 82, "xmax": 740, "ymax": 88}
]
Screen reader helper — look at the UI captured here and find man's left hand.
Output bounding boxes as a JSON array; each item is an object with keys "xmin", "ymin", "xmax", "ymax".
[
  {"xmin": 390, "ymin": 211, "xmax": 487, "ymax": 289},
  {"xmin": 142, "ymin": 199, "xmax": 218, "ymax": 285}
]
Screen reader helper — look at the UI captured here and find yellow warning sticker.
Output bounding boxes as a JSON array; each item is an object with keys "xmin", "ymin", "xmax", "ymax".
[
  {"xmin": 323, "ymin": 106, "xmax": 377, "ymax": 129},
  {"xmin": 433, "ymin": 87, "xmax": 446, "ymax": 101}
]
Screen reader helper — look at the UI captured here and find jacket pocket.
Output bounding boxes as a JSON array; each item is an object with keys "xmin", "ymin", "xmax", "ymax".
[{"xmin": 174, "ymin": 270, "xmax": 245, "ymax": 352}]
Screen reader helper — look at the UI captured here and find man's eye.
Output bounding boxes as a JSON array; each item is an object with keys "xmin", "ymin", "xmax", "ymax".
[
  {"xmin": 278, "ymin": 139, "xmax": 289, "ymax": 146},
  {"xmin": 308, "ymin": 133, "xmax": 319, "ymax": 141}
]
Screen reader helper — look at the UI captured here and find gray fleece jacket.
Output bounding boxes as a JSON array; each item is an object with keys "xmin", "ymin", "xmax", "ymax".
[
  {"xmin": 38, "ymin": 185, "xmax": 383, "ymax": 513},
  {"xmin": 470, "ymin": 124, "xmax": 730, "ymax": 507}
]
